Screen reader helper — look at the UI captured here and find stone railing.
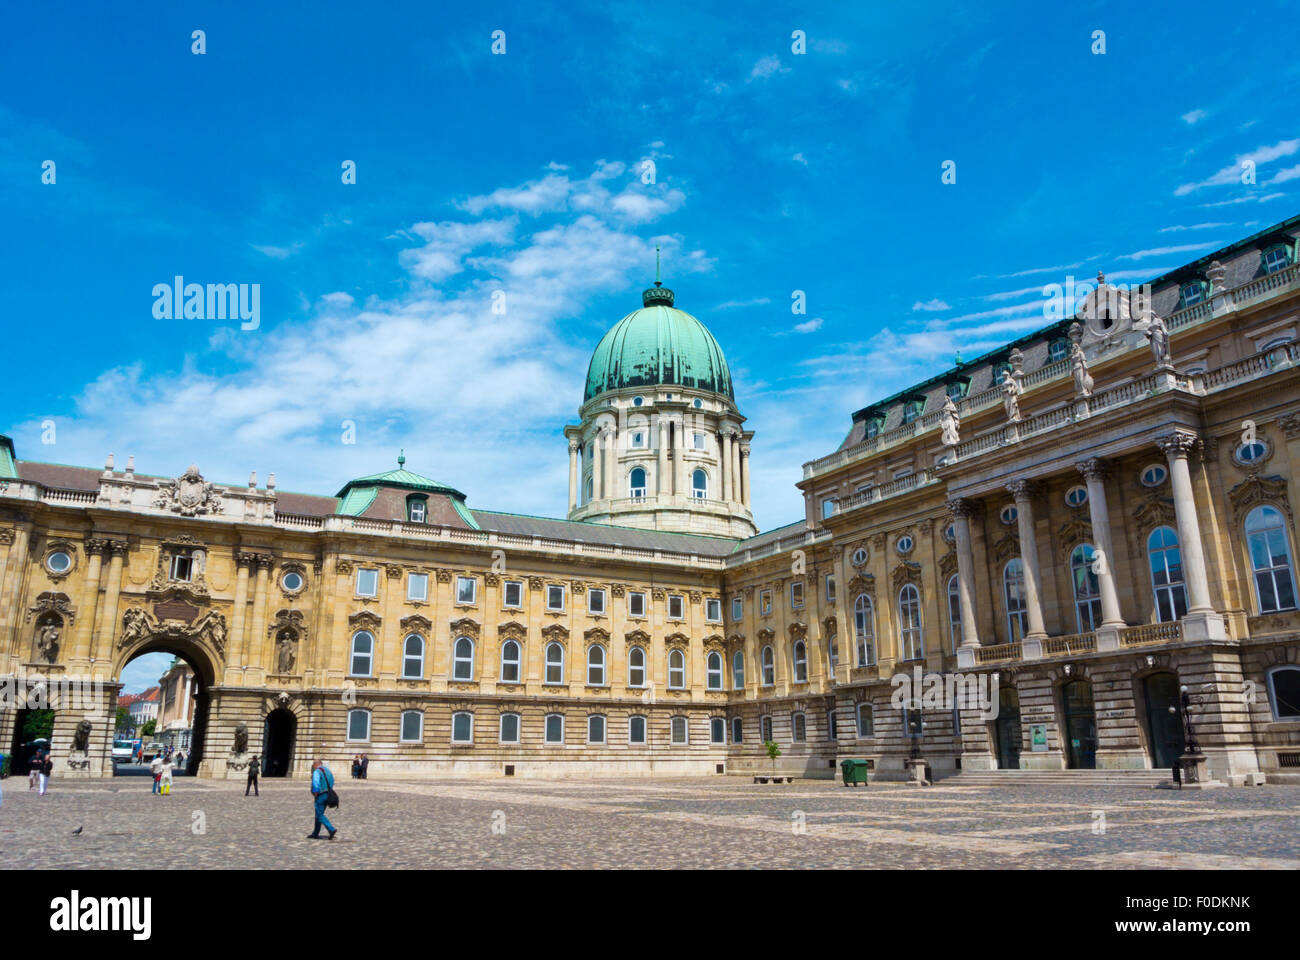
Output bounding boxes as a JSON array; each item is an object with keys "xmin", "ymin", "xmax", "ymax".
[
  {"xmin": 1043, "ymin": 632, "xmax": 1097, "ymax": 657},
  {"xmin": 1120, "ymin": 621, "xmax": 1183, "ymax": 646},
  {"xmin": 835, "ymin": 471, "xmax": 937, "ymax": 516},
  {"xmin": 274, "ymin": 512, "xmax": 325, "ymax": 530},
  {"xmin": 973, "ymin": 642, "xmax": 1022, "ymax": 665}
]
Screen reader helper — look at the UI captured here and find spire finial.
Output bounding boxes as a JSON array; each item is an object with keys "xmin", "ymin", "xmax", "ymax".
[
  {"xmin": 654, "ymin": 244, "xmax": 662, "ymax": 287},
  {"xmin": 397, "ymin": 449, "xmax": 405, "ymax": 469}
]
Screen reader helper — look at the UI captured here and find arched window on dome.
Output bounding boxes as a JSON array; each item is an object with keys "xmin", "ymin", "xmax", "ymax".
[
  {"xmin": 629, "ymin": 467, "xmax": 647, "ymax": 500},
  {"xmin": 691, "ymin": 469, "xmax": 708, "ymax": 500}
]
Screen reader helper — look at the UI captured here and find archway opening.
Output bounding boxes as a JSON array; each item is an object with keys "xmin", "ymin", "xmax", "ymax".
[
  {"xmin": 8, "ymin": 708, "xmax": 55, "ymax": 775},
  {"xmin": 1142, "ymin": 672, "xmax": 1184, "ymax": 769},
  {"xmin": 114, "ymin": 643, "xmax": 215, "ymax": 778},
  {"xmin": 1062, "ymin": 679, "xmax": 1097, "ymax": 769},
  {"xmin": 993, "ymin": 686, "xmax": 1021, "ymax": 770},
  {"xmin": 263, "ymin": 708, "xmax": 297, "ymax": 778}
]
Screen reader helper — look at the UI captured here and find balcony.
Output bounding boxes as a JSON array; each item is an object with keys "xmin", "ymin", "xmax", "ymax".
[{"xmin": 963, "ymin": 620, "xmax": 1190, "ymax": 667}]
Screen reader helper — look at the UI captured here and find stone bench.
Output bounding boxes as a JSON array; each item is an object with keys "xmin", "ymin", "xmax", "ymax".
[{"xmin": 752, "ymin": 775, "xmax": 795, "ymax": 784}]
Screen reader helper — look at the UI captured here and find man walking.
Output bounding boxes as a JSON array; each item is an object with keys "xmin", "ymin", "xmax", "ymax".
[
  {"xmin": 308, "ymin": 759, "xmax": 337, "ymax": 840},
  {"xmin": 38, "ymin": 752, "xmax": 52, "ymax": 796},
  {"xmin": 246, "ymin": 755, "xmax": 260, "ymax": 797},
  {"xmin": 150, "ymin": 753, "xmax": 163, "ymax": 795}
]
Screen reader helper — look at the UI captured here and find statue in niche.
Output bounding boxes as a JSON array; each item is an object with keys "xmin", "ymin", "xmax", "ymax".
[
  {"xmin": 276, "ymin": 630, "xmax": 298, "ymax": 674},
  {"xmin": 1001, "ymin": 369, "xmax": 1023, "ymax": 422},
  {"xmin": 36, "ymin": 620, "xmax": 61, "ymax": 664},
  {"xmin": 233, "ymin": 723, "xmax": 249, "ymax": 755},
  {"xmin": 939, "ymin": 396, "xmax": 960, "ymax": 446}
]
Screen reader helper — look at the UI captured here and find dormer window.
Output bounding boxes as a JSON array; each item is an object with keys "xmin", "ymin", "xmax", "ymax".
[
  {"xmin": 1263, "ymin": 244, "xmax": 1292, "ymax": 275},
  {"xmin": 944, "ymin": 380, "xmax": 968, "ymax": 401},
  {"xmin": 864, "ymin": 417, "xmax": 883, "ymax": 439},
  {"xmin": 902, "ymin": 400, "xmax": 924, "ymax": 424},
  {"xmin": 406, "ymin": 495, "xmax": 427, "ymax": 524},
  {"xmin": 1179, "ymin": 282, "xmax": 1205, "ymax": 308},
  {"xmin": 992, "ymin": 361, "xmax": 1012, "ymax": 381},
  {"xmin": 1048, "ymin": 339, "xmax": 1068, "ymax": 363}
]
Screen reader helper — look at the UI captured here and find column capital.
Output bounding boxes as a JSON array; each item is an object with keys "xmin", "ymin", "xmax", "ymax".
[
  {"xmin": 84, "ymin": 537, "xmax": 112, "ymax": 556},
  {"xmin": 944, "ymin": 497, "xmax": 979, "ymax": 519},
  {"xmin": 1156, "ymin": 431, "xmax": 1200, "ymax": 459},
  {"xmin": 1005, "ymin": 479, "xmax": 1041, "ymax": 502},
  {"xmin": 568, "ymin": 437, "xmax": 579, "ymax": 452},
  {"xmin": 1075, "ymin": 457, "xmax": 1110, "ymax": 482},
  {"xmin": 108, "ymin": 540, "xmax": 130, "ymax": 558},
  {"xmin": 740, "ymin": 445, "xmax": 750, "ymax": 459}
]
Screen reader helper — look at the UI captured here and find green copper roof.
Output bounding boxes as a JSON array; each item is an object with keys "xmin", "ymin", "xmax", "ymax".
[
  {"xmin": 334, "ymin": 464, "xmax": 467, "ymax": 516},
  {"xmin": 584, "ymin": 287, "xmax": 734, "ymax": 402},
  {"xmin": 0, "ymin": 436, "xmax": 16, "ymax": 480}
]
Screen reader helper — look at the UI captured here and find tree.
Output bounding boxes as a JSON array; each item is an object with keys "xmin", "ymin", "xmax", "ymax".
[
  {"xmin": 115, "ymin": 706, "xmax": 131, "ymax": 733},
  {"xmin": 142, "ymin": 719, "xmax": 157, "ymax": 738},
  {"xmin": 21, "ymin": 709, "xmax": 54, "ymax": 741},
  {"xmin": 764, "ymin": 740, "xmax": 781, "ymax": 776}
]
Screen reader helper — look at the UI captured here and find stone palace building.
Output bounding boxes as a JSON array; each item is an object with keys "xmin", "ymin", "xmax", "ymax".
[{"xmin": 3, "ymin": 217, "xmax": 1300, "ymax": 784}]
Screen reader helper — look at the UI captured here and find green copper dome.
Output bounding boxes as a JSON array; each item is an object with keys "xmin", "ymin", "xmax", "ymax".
[{"xmin": 584, "ymin": 285, "xmax": 734, "ymax": 402}]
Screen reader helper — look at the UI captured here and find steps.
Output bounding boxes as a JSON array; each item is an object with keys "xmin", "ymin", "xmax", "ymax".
[{"xmin": 943, "ymin": 768, "xmax": 1172, "ymax": 787}]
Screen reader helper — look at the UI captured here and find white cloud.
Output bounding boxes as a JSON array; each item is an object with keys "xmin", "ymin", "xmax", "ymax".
[
  {"xmin": 793, "ymin": 318, "xmax": 823, "ymax": 334},
  {"xmin": 1181, "ymin": 109, "xmax": 1206, "ymax": 125},
  {"xmin": 1117, "ymin": 241, "xmax": 1220, "ymax": 261},
  {"xmin": 1266, "ymin": 164, "xmax": 1300, "ymax": 185},
  {"xmin": 911, "ymin": 298, "xmax": 950, "ymax": 312},
  {"xmin": 749, "ymin": 55, "xmax": 789, "ymax": 81},
  {"xmin": 1199, "ymin": 192, "xmax": 1285, "ymax": 208},
  {"xmin": 791, "ymin": 152, "xmax": 808, "ymax": 166},
  {"xmin": 1159, "ymin": 222, "xmax": 1232, "ymax": 233},
  {"xmin": 1174, "ymin": 139, "xmax": 1300, "ymax": 196},
  {"xmin": 252, "ymin": 241, "xmax": 304, "ymax": 259}
]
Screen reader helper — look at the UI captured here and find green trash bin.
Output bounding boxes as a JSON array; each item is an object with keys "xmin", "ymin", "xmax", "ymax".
[{"xmin": 840, "ymin": 758, "xmax": 869, "ymax": 787}]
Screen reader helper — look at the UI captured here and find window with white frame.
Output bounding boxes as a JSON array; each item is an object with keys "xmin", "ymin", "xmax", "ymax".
[
  {"xmin": 544, "ymin": 713, "xmax": 564, "ymax": 744},
  {"xmin": 347, "ymin": 708, "xmax": 370, "ymax": 741},
  {"xmin": 631, "ymin": 430, "xmax": 648, "ymax": 449},
  {"xmin": 1147, "ymin": 526, "xmax": 1188, "ymax": 623},
  {"xmin": 588, "ymin": 588, "xmax": 606, "ymax": 615},
  {"xmin": 628, "ymin": 715, "xmax": 647, "ymax": 744},
  {"xmin": 544, "ymin": 642, "xmax": 565, "ymax": 684},
  {"xmin": 456, "ymin": 576, "xmax": 476, "ymax": 604},
  {"xmin": 452, "ymin": 636, "xmax": 475, "ymax": 681},
  {"xmin": 546, "ymin": 584, "xmax": 566, "ymax": 612},
  {"xmin": 350, "ymin": 630, "xmax": 374, "ymax": 676},
  {"xmin": 761, "ymin": 645, "xmax": 775, "ymax": 686},
  {"xmin": 587, "ymin": 645, "xmax": 606, "ymax": 686},
  {"xmin": 705, "ymin": 598, "xmax": 722, "ymax": 622},
  {"xmin": 587, "ymin": 714, "xmax": 606, "ymax": 744},
  {"xmin": 825, "ymin": 574, "xmax": 836, "ymax": 603},
  {"xmin": 1266, "ymin": 666, "xmax": 1300, "ymax": 720},
  {"xmin": 731, "ymin": 716, "xmax": 743, "ymax": 744},
  {"xmin": 711, "ymin": 717, "xmax": 725, "ymax": 744},
  {"xmin": 1004, "ymin": 559, "xmax": 1029, "ymax": 642},
  {"xmin": 668, "ymin": 594, "xmax": 684, "ymax": 619},
  {"xmin": 356, "ymin": 568, "xmax": 378, "ymax": 598},
  {"xmin": 628, "ymin": 591, "xmax": 646, "ymax": 618},
  {"xmin": 790, "ymin": 580, "xmax": 804, "ymax": 608},
  {"xmin": 691, "ymin": 469, "xmax": 707, "ymax": 499},
  {"xmin": 827, "ymin": 634, "xmax": 838, "ymax": 672},
  {"xmin": 503, "ymin": 580, "xmax": 523, "ymax": 608},
  {"xmin": 451, "ymin": 711, "xmax": 473, "ymax": 743},
  {"xmin": 792, "ymin": 641, "xmax": 808, "ymax": 682},
  {"xmin": 947, "ymin": 575, "xmax": 963, "ymax": 650},
  {"xmin": 822, "ymin": 498, "xmax": 836, "ymax": 520},
  {"xmin": 407, "ymin": 498, "xmax": 426, "ymax": 524},
  {"xmin": 693, "ymin": 432, "xmax": 706, "ymax": 450},
  {"xmin": 629, "ymin": 466, "xmax": 647, "ymax": 499},
  {"xmin": 898, "ymin": 584, "xmax": 923, "ymax": 660},
  {"xmin": 668, "ymin": 648, "xmax": 686, "ymax": 688},
  {"xmin": 407, "ymin": 572, "xmax": 428, "ymax": 602},
  {"xmin": 1179, "ymin": 281, "xmax": 1204, "ymax": 308},
  {"xmin": 760, "ymin": 715, "xmax": 773, "ymax": 743},
  {"xmin": 170, "ymin": 552, "xmax": 193, "ymax": 582},
  {"xmin": 1263, "ymin": 244, "xmax": 1292, "ymax": 274},
  {"xmin": 792, "ymin": 712, "xmax": 806, "ymax": 742},
  {"xmin": 732, "ymin": 649, "xmax": 745, "ymax": 688},
  {"xmin": 827, "ymin": 708, "xmax": 838, "ymax": 740},
  {"xmin": 499, "ymin": 639, "xmax": 522, "ymax": 683},
  {"xmin": 1246, "ymin": 505, "xmax": 1297, "ymax": 612},
  {"xmin": 856, "ymin": 702, "xmax": 873, "ymax": 738},
  {"xmin": 401, "ymin": 634, "xmax": 425, "ymax": 679},
  {"xmin": 499, "ymin": 712, "xmax": 521, "ymax": 744},
  {"xmin": 400, "ymin": 710, "xmax": 423, "ymax": 743},
  {"xmin": 731, "ymin": 596, "xmax": 743, "ymax": 621},
  {"xmin": 854, "ymin": 594, "xmax": 875, "ymax": 666},
  {"xmin": 627, "ymin": 645, "xmax": 646, "ymax": 687},
  {"xmin": 1070, "ymin": 545, "xmax": 1103, "ymax": 631},
  {"xmin": 670, "ymin": 716, "xmax": 688, "ymax": 744},
  {"xmin": 707, "ymin": 650, "xmax": 724, "ymax": 690}
]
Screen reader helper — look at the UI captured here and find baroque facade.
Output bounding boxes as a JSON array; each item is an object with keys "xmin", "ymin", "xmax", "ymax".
[{"xmin": 3, "ymin": 216, "xmax": 1300, "ymax": 783}]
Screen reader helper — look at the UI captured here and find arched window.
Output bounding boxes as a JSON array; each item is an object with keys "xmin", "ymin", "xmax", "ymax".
[
  {"xmin": 401, "ymin": 633, "xmax": 425, "ymax": 679},
  {"xmin": 544, "ymin": 642, "xmax": 565, "ymax": 685},
  {"xmin": 1004, "ymin": 559, "xmax": 1029, "ymax": 642},
  {"xmin": 731, "ymin": 716, "xmax": 743, "ymax": 744},
  {"xmin": 587, "ymin": 714, "xmax": 606, "ymax": 744},
  {"xmin": 1247, "ymin": 505, "xmax": 1297, "ymax": 612},
  {"xmin": 1147, "ymin": 526, "xmax": 1188, "ymax": 622},
  {"xmin": 629, "ymin": 466, "xmax": 647, "ymax": 499},
  {"xmin": 347, "ymin": 708, "xmax": 370, "ymax": 741},
  {"xmin": 400, "ymin": 710, "xmax": 423, "ymax": 742},
  {"xmin": 792, "ymin": 641, "xmax": 808, "ymax": 682},
  {"xmin": 691, "ymin": 468, "xmax": 707, "ymax": 499},
  {"xmin": 1070, "ymin": 545, "xmax": 1103, "ymax": 631},
  {"xmin": 452, "ymin": 636, "xmax": 475, "ymax": 681},
  {"xmin": 706, "ymin": 651, "xmax": 723, "ymax": 690},
  {"xmin": 627, "ymin": 645, "xmax": 646, "ymax": 687},
  {"xmin": 587, "ymin": 645, "xmax": 606, "ymax": 686},
  {"xmin": 1266, "ymin": 666, "xmax": 1300, "ymax": 720},
  {"xmin": 946, "ymin": 575, "xmax": 963, "ymax": 650},
  {"xmin": 827, "ymin": 634, "xmax": 838, "ymax": 672},
  {"xmin": 628, "ymin": 715, "xmax": 647, "ymax": 744},
  {"xmin": 350, "ymin": 630, "xmax": 374, "ymax": 677},
  {"xmin": 791, "ymin": 712, "xmax": 806, "ymax": 742},
  {"xmin": 544, "ymin": 713, "xmax": 564, "ymax": 744},
  {"xmin": 451, "ymin": 711, "xmax": 473, "ymax": 743},
  {"xmin": 668, "ymin": 648, "xmax": 686, "ymax": 688},
  {"xmin": 898, "ymin": 584, "xmax": 923, "ymax": 660},
  {"xmin": 760, "ymin": 715, "xmax": 773, "ymax": 743},
  {"xmin": 856, "ymin": 702, "xmax": 873, "ymax": 738},
  {"xmin": 671, "ymin": 716, "xmax": 689, "ymax": 744},
  {"xmin": 732, "ymin": 649, "xmax": 745, "ymax": 688},
  {"xmin": 761, "ymin": 645, "xmax": 775, "ymax": 686},
  {"xmin": 499, "ymin": 639, "xmax": 521, "ymax": 683},
  {"xmin": 499, "ymin": 712, "xmax": 521, "ymax": 744},
  {"xmin": 853, "ymin": 594, "xmax": 876, "ymax": 666}
]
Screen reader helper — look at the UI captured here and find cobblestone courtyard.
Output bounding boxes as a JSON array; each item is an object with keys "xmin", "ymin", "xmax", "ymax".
[{"xmin": 4, "ymin": 775, "xmax": 1300, "ymax": 869}]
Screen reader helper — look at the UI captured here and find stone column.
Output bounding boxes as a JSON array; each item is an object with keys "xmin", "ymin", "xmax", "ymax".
[
  {"xmin": 1076, "ymin": 458, "xmax": 1125, "ymax": 636},
  {"xmin": 567, "ymin": 438, "xmax": 579, "ymax": 512},
  {"xmin": 604, "ymin": 427, "xmax": 617, "ymax": 501},
  {"xmin": 73, "ymin": 540, "xmax": 106, "ymax": 662},
  {"xmin": 741, "ymin": 445, "xmax": 752, "ymax": 507},
  {"xmin": 594, "ymin": 431, "xmax": 605, "ymax": 500},
  {"xmin": 1006, "ymin": 480, "xmax": 1048, "ymax": 646},
  {"xmin": 673, "ymin": 419, "xmax": 686, "ymax": 498},
  {"xmin": 730, "ymin": 431, "xmax": 742, "ymax": 502},
  {"xmin": 657, "ymin": 418, "xmax": 669, "ymax": 497},
  {"xmin": 1157, "ymin": 432, "xmax": 1226, "ymax": 640},
  {"xmin": 947, "ymin": 500, "xmax": 981, "ymax": 666},
  {"xmin": 247, "ymin": 556, "xmax": 272, "ymax": 673},
  {"xmin": 229, "ymin": 554, "xmax": 252, "ymax": 681},
  {"xmin": 94, "ymin": 542, "xmax": 127, "ymax": 663},
  {"xmin": 0, "ymin": 521, "xmax": 32, "ymax": 660},
  {"xmin": 720, "ymin": 429, "xmax": 732, "ymax": 503}
]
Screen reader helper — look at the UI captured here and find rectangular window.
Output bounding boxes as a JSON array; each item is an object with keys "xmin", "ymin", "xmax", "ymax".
[
  {"xmin": 400, "ymin": 712, "xmax": 423, "ymax": 743},
  {"xmin": 668, "ymin": 594, "xmax": 685, "ymax": 619},
  {"xmin": 825, "ymin": 574, "xmax": 836, "ymax": 603},
  {"xmin": 408, "ymin": 500, "xmax": 426, "ymax": 523},
  {"xmin": 671, "ymin": 716, "xmax": 688, "ymax": 744},
  {"xmin": 170, "ymin": 553, "xmax": 193, "ymax": 582},
  {"xmin": 456, "ymin": 576, "xmax": 476, "ymax": 604},
  {"xmin": 790, "ymin": 581, "xmax": 804, "ymax": 608},
  {"xmin": 760, "ymin": 590, "xmax": 772, "ymax": 616},
  {"xmin": 631, "ymin": 431, "xmax": 647, "ymax": 448},
  {"xmin": 628, "ymin": 591, "xmax": 646, "ymax": 618},
  {"xmin": 544, "ymin": 714, "xmax": 564, "ymax": 744},
  {"xmin": 499, "ymin": 714, "xmax": 520, "ymax": 744},
  {"xmin": 451, "ymin": 712, "xmax": 473, "ymax": 743},
  {"xmin": 693, "ymin": 432, "xmax": 706, "ymax": 450},
  {"xmin": 547, "ymin": 584, "xmax": 566, "ymax": 611},
  {"xmin": 705, "ymin": 598, "xmax": 721, "ymax": 622},
  {"xmin": 822, "ymin": 499, "xmax": 836, "ymax": 520},
  {"xmin": 711, "ymin": 717, "xmax": 725, "ymax": 744},
  {"xmin": 588, "ymin": 588, "xmax": 606, "ymax": 615},
  {"xmin": 731, "ymin": 596, "xmax": 743, "ymax": 621},
  {"xmin": 407, "ymin": 573, "xmax": 428, "ymax": 602},
  {"xmin": 503, "ymin": 580, "xmax": 523, "ymax": 608},
  {"xmin": 828, "ymin": 710, "xmax": 838, "ymax": 740},
  {"xmin": 347, "ymin": 710, "xmax": 370, "ymax": 742},
  {"xmin": 356, "ymin": 568, "xmax": 378, "ymax": 598},
  {"xmin": 628, "ymin": 715, "xmax": 647, "ymax": 745}
]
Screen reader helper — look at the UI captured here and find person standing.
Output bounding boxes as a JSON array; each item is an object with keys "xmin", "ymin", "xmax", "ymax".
[
  {"xmin": 150, "ymin": 753, "xmax": 163, "ymax": 795},
  {"xmin": 159, "ymin": 755, "xmax": 174, "ymax": 796},
  {"xmin": 29, "ymin": 750, "xmax": 43, "ymax": 791},
  {"xmin": 246, "ymin": 755, "xmax": 260, "ymax": 797},
  {"xmin": 360, "ymin": 754, "xmax": 369, "ymax": 780},
  {"xmin": 308, "ymin": 759, "xmax": 337, "ymax": 840},
  {"xmin": 38, "ymin": 753, "xmax": 53, "ymax": 797}
]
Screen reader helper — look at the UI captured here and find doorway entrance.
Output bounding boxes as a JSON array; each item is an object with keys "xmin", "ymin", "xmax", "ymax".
[
  {"xmin": 1062, "ymin": 679, "xmax": 1097, "ymax": 769},
  {"xmin": 994, "ymin": 686, "xmax": 1021, "ymax": 769},
  {"xmin": 1143, "ymin": 672, "xmax": 1184, "ymax": 768},
  {"xmin": 8, "ymin": 708, "xmax": 55, "ymax": 775},
  {"xmin": 263, "ymin": 709, "xmax": 296, "ymax": 777}
]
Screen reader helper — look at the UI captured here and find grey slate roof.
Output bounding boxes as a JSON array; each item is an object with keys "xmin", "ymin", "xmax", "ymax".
[{"xmin": 470, "ymin": 509, "xmax": 739, "ymax": 557}]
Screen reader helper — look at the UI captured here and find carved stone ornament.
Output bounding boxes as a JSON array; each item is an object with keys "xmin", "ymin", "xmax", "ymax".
[
  {"xmin": 1155, "ymin": 431, "xmax": 1199, "ymax": 459},
  {"xmin": 1058, "ymin": 517, "xmax": 1093, "ymax": 546},
  {"xmin": 726, "ymin": 632, "xmax": 745, "ymax": 646},
  {"xmin": 26, "ymin": 591, "xmax": 76, "ymax": 625},
  {"xmin": 348, "ymin": 610, "xmax": 383, "ymax": 633},
  {"xmin": 625, "ymin": 628, "xmax": 650, "ymax": 645},
  {"xmin": 528, "ymin": 576, "xmax": 544, "ymax": 590},
  {"xmin": 1228, "ymin": 474, "xmax": 1292, "ymax": 527},
  {"xmin": 1278, "ymin": 412, "xmax": 1300, "ymax": 441},
  {"xmin": 541, "ymin": 623, "xmax": 568, "ymax": 642},
  {"xmin": 336, "ymin": 559, "xmax": 354, "ymax": 576},
  {"xmin": 847, "ymin": 573, "xmax": 875, "ymax": 595},
  {"xmin": 652, "ymin": 588, "xmax": 666, "ymax": 601},
  {"xmin": 757, "ymin": 627, "xmax": 775, "ymax": 642},
  {"xmin": 938, "ymin": 551, "xmax": 958, "ymax": 578},
  {"xmin": 891, "ymin": 561, "xmax": 922, "ymax": 589},
  {"xmin": 665, "ymin": 632, "xmax": 690, "ymax": 647},
  {"xmin": 570, "ymin": 580, "xmax": 586, "ymax": 594},
  {"xmin": 702, "ymin": 633, "xmax": 726, "ymax": 647},
  {"xmin": 498, "ymin": 620, "xmax": 527, "ymax": 640},
  {"xmin": 584, "ymin": 626, "xmax": 610, "ymax": 643},
  {"xmin": 788, "ymin": 621, "xmax": 808, "ymax": 642},
  {"xmin": 1132, "ymin": 494, "xmax": 1177, "ymax": 533},
  {"xmin": 400, "ymin": 613, "xmax": 433, "ymax": 634},
  {"xmin": 233, "ymin": 723, "xmax": 249, "ymax": 754},
  {"xmin": 822, "ymin": 615, "xmax": 837, "ymax": 635},
  {"xmin": 153, "ymin": 465, "xmax": 224, "ymax": 517},
  {"xmin": 436, "ymin": 568, "xmax": 453, "ymax": 583},
  {"xmin": 73, "ymin": 719, "xmax": 92, "ymax": 753},
  {"xmin": 992, "ymin": 530, "xmax": 1020, "ymax": 562},
  {"xmin": 689, "ymin": 591, "xmax": 703, "ymax": 604},
  {"xmin": 450, "ymin": 616, "xmax": 481, "ymax": 640},
  {"xmin": 611, "ymin": 583, "xmax": 626, "ymax": 598},
  {"xmin": 117, "ymin": 605, "xmax": 228, "ymax": 658}
]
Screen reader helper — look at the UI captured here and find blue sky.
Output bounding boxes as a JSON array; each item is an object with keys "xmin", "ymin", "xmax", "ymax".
[{"xmin": 4, "ymin": 0, "xmax": 1298, "ymax": 570}]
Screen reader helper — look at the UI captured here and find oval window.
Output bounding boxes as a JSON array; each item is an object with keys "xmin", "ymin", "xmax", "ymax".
[
  {"xmin": 633, "ymin": 396, "xmax": 644, "ymax": 407},
  {"xmin": 896, "ymin": 536, "xmax": 914, "ymax": 554},
  {"xmin": 1000, "ymin": 505, "xmax": 1018, "ymax": 525},
  {"xmin": 851, "ymin": 547, "xmax": 869, "ymax": 567},
  {"xmin": 282, "ymin": 570, "xmax": 304, "ymax": 592},
  {"xmin": 47, "ymin": 551, "xmax": 72, "ymax": 573},
  {"xmin": 1140, "ymin": 464, "xmax": 1167, "ymax": 487},
  {"xmin": 1237, "ymin": 441, "xmax": 1267, "ymax": 464},
  {"xmin": 1065, "ymin": 485, "xmax": 1088, "ymax": 508},
  {"xmin": 693, "ymin": 398, "xmax": 703, "ymax": 409}
]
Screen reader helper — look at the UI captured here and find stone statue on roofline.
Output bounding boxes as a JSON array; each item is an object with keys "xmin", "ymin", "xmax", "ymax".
[
  {"xmin": 940, "ymin": 395, "xmax": 960, "ymax": 446},
  {"xmin": 1146, "ymin": 312, "xmax": 1172, "ymax": 371},
  {"xmin": 1001, "ymin": 369, "xmax": 1022, "ymax": 422},
  {"xmin": 1068, "ymin": 322, "xmax": 1093, "ymax": 397}
]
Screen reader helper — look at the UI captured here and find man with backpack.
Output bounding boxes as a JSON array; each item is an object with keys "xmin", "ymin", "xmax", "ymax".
[{"xmin": 308, "ymin": 759, "xmax": 337, "ymax": 840}]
